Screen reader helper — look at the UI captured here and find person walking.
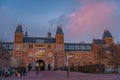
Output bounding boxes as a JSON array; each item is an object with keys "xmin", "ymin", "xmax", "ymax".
[
  {"xmin": 25, "ymin": 67, "xmax": 28, "ymax": 76},
  {"xmin": 48, "ymin": 63, "xmax": 51, "ymax": 71},
  {"xmin": 35, "ymin": 62, "xmax": 39, "ymax": 75},
  {"xmin": 23, "ymin": 67, "xmax": 26, "ymax": 76}
]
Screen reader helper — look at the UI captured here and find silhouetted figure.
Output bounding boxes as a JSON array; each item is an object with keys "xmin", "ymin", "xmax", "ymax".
[
  {"xmin": 23, "ymin": 67, "xmax": 26, "ymax": 76},
  {"xmin": 0, "ymin": 70, "xmax": 1, "ymax": 77},
  {"xmin": 2, "ymin": 69, "xmax": 4, "ymax": 77},
  {"xmin": 5, "ymin": 72, "xmax": 8, "ymax": 77},
  {"xmin": 36, "ymin": 67, "xmax": 39, "ymax": 75},
  {"xmin": 35, "ymin": 62, "xmax": 39, "ymax": 75},
  {"xmin": 48, "ymin": 63, "xmax": 51, "ymax": 71},
  {"xmin": 25, "ymin": 67, "xmax": 28, "ymax": 76},
  {"xmin": 15, "ymin": 70, "xmax": 18, "ymax": 77},
  {"xmin": 28, "ymin": 63, "xmax": 32, "ymax": 71},
  {"xmin": 19, "ymin": 67, "xmax": 23, "ymax": 77}
]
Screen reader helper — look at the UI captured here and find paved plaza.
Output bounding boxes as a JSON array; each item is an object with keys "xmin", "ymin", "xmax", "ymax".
[{"xmin": 0, "ymin": 70, "xmax": 120, "ymax": 80}]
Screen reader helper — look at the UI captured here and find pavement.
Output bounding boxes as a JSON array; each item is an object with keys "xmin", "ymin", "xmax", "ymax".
[{"xmin": 0, "ymin": 70, "xmax": 120, "ymax": 80}]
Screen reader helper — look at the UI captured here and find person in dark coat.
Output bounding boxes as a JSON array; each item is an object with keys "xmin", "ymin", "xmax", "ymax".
[
  {"xmin": 23, "ymin": 67, "xmax": 26, "ymax": 76},
  {"xmin": 19, "ymin": 67, "xmax": 23, "ymax": 77},
  {"xmin": 35, "ymin": 62, "xmax": 39, "ymax": 75},
  {"xmin": 48, "ymin": 63, "xmax": 51, "ymax": 71},
  {"xmin": 5, "ymin": 72, "xmax": 8, "ymax": 77}
]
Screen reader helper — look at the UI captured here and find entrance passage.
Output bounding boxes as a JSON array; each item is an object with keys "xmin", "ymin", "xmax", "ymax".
[{"xmin": 36, "ymin": 59, "xmax": 45, "ymax": 71}]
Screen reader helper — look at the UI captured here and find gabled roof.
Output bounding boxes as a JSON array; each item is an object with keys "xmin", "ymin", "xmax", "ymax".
[
  {"xmin": 23, "ymin": 37, "xmax": 56, "ymax": 44},
  {"xmin": 15, "ymin": 24, "xmax": 23, "ymax": 33},
  {"xmin": 64, "ymin": 43, "xmax": 92, "ymax": 51},
  {"xmin": 56, "ymin": 26, "xmax": 63, "ymax": 35},
  {"xmin": 93, "ymin": 39, "xmax": 106, "ymax": 45},
  {"xmin": 103, "ymin": 30, "xmax": 113, "ymax": 39}
]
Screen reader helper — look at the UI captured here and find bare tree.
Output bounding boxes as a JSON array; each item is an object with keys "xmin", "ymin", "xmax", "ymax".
[
  {"xmin": 112, "ymin": 44, "xmax": 120, "ymax": 69},
  {"xmin": 0, "ymin": 35, "xmax": 10, "ymax": 69},
  {"xmin": 96, "ymin": 46, "xmax": 105, "ymax": 73},
  {"xmin": 96, "ymin": 46, "xmax": 105, "ymax": 64},
  {"xmin": 0, "ymin": 35, "xmax": 4, "ymax": 58}
]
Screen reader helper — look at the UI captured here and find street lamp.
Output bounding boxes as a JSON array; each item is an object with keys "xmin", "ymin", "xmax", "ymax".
[
  {"xmin": 66, "ymin": 53, "xmax": 73, "ymax": 78},
  {"xmin": 104, "ymin": 59, "xmax": 107, "ymax": 70},
  {"xmin": 32, "ymin": 46, "xmax": 35, "ymax": 70}
]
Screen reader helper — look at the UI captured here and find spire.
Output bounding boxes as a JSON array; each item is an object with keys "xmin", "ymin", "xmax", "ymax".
[
  {"xmin": 103, "ymin": 30, "xmax": 113, "ymax": 39},
  {"xmin": 47, "ymin": 28, "xmax": 51, "ymax": 38},
  {"xmin": 25, "ymin": 27, "xmax": 28, "ymax": 37},
  {"xmin": 56, "ymin": 24, "xmax": 63, "ymax": 35},
  {"xmin": 15, "ymin": 24, "xmax": 23, "ymax": 34}
]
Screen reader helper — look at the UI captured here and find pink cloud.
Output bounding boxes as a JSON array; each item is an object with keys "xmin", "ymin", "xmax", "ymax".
[{"xmin": 66, "ymin": 2, "xmax": 117, "ymax": 41}]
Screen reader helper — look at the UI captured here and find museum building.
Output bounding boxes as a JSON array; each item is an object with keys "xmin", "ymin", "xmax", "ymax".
[{"xmin": 0, "ymin": 24, "xmax": 115, "ymax": 70}]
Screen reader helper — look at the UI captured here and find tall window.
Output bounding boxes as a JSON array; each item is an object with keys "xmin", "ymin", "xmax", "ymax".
[
  {"xmin": 36, "ymin": 39, "xmax": 44, "ymax": 43},
  {"xmin": 29, "ymin": 45, "xmax": 33, "ymax": 48},
  {"xmin": 9, "ymin": 44, "xmax": 14, "ymax": 50},
  {"xmin": 86, "ymin": 45, "xmax": 92, "ymax": 50},
  {"xmin": 69, "ymin": 45, "xmax": 74, "ymax": 50},
  {"xmin": 80, "ymin": 45, "xmax": 86, "ymax": 50},
  {"xmin": 57, "ymin": 46, "xmax": 62, "ymax": 50},
  {"xmin": 65, "ymin": 45, "xmax": 68, "ymax": 50},
  {"xmin": 74, "ymin": 45, "xmax": 80, "ymax": 50},
  {"xmin": 77, "ymin": 62, "xmax": 80, "ymax": 67}
]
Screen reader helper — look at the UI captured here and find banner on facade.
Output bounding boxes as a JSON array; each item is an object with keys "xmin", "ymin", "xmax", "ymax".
[{"xmin": 36, "ymin": 48, "xmax": 45, "ymax": 57}]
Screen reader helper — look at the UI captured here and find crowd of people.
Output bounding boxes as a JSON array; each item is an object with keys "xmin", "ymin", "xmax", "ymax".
[
  {"xmin": 0, "ymin": 63, "xmax": 54, "ymax": 77},
  {"xmin": 0, "ymin": 67, "xmax": 27, "ymax": 77}
]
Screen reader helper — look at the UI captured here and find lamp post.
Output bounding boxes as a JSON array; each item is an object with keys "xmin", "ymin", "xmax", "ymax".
[
  {"xmin": 66, "ymin": 53, "xmax": 73, "ymax": 78},
  {"xmin": 32, "ymin": 46, "xmax": 35, "ymax": 70},
  {"xmin": 104, "ymin": 59, "xmax": 107, "ymax": 71}
]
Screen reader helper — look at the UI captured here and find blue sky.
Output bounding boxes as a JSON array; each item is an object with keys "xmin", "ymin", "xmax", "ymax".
[{"xmin": 0, "ymin": 0, "xmax": 120, "ymax": 43}]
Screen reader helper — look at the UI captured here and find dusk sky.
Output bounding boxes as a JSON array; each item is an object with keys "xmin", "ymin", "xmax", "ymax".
[{"xmin": 0, "ymin": 0, "xmax": 120, "ymax": 43}]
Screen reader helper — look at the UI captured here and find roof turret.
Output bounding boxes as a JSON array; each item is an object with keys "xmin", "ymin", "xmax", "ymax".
[
  {"xmin": 103, "ymin": 30, "xmax": 113, "ymax": 39},
  {"xmin": 56, "ymin": 24, "xmax": 63, "ymax": 35},
  {"xmin": 15, "ymin": 24, "xmax": 23, "ymax": 34}
]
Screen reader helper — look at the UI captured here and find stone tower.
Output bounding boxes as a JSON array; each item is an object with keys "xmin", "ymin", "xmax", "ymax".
[
  {"xmin": 55, "ymin": 24, "xmax": 65, "ymax": 68},
  {"xmin": 13, "ymin": 24, "xmax": 23, "ymax": 67}
]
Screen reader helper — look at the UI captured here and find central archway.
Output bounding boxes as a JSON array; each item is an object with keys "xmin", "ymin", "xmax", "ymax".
[{"xmin": 36, "ymin": 59, "xmax": 45, "ymax": 71}]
